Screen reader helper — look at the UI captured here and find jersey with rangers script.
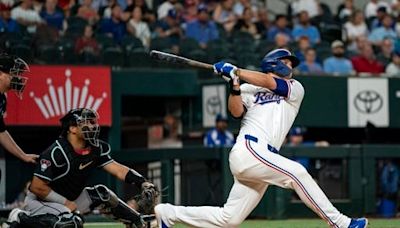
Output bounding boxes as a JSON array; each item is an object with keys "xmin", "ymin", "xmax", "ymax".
[
  {"xmin": 33, "ymin": 138, "xmax": 113, "ymax": 200},
  {"xmin": 236, "ymin": 79, "xmax": 305, "ymax": 150}
]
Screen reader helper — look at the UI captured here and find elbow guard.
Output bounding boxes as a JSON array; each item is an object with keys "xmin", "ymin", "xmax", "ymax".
[{"xmin": 125, "ymin": 169, "xmax": 146, "ymax": 186}]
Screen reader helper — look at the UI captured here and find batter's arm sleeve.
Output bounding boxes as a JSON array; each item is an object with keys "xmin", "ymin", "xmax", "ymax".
[{"xmin": 286, "ymin": 80, "xmax": 305, "ymax": 104}]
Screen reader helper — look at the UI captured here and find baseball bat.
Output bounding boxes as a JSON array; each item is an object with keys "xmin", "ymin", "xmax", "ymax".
[{"xmin": 149, "ymin": 50, "xmax": 213, "ymax": 70}]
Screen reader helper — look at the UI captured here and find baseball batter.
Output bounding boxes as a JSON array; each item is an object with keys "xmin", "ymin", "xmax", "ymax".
[{"xmin": 155, "ymin": 49, "xmax": 368, "ymax": 228}]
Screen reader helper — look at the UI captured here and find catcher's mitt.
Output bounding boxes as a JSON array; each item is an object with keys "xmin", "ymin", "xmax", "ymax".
[{"xmin": 134, "ymin": 182, "xmax": 160, "ymax": 214}]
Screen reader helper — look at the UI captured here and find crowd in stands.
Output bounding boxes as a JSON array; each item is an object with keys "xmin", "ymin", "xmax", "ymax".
[{"xmin": 0, "ymin": 0, "xmax": 399, "ymax": 77}]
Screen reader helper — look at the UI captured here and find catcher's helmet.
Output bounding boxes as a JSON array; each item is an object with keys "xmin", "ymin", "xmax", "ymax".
[
  {"xmin": 0, "ymin": 53, "xmax": 29, "ymax": 98},
  {"xmin": 60, "ymin": 108, "xmax": 100, "ymax": 147},
  {"xmin": 261, "ymin": 49, "xmax": 300, "ymax": 72}
]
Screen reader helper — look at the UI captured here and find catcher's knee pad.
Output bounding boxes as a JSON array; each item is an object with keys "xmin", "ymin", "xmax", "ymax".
[{"xmin": 18, "ymin": 212, "xmax": 83, "ymax": 228}]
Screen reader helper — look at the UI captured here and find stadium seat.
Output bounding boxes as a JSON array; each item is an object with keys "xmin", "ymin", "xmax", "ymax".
[
  {"xmin": 102, "ymin": 47, "xmax": 124, "ymax": 67},
  {"xmin": 65, "ymin": 17, "xmax": 88, "ymax": 40},
  {"xmin": 257, "ymin": 40, "xmax": 276, "ymax": 56},
  {"xmin": 121, "ymin": 36, "xmax": 144, "ymax": 52},
  {"xmin": 232, "ymin": 31, "xmax": 254, "ymax": 44},
  {"xmin": 126, "ymin": 47, "xmax": 152, "ymax": 68},
  {"xmin": 36, "ymin": 44, "xmax": 61, "ymax": 64},
  {"xmin": 96, "ymin": 34, "xmax": 116, "ymax": 50},
  {"xmin": 320, "ymin": 24, "xmax": 342, "ymax": 43},
  {"xmin": 187, "ymin": 49, "xmax": 208, "ymax": 63},
  {"xmin": 207, "ymin": 45, "xmax": 231, "ymax": 63},
  {"xmin": 236, "ymin": 53, "xmax": 259, "ymax": 69},
  {"xmin": 11, "ymin": 44, "xmax": 34, "ymax": 63},
  {"xmin": 150, "ymin": 37, "xmax": 172, "ymax": 52},
  {"xmin": 179, "ymin": 38, "xmax": 201, "ymax": 57},
  {"xmin": 57, "ymin": 37, "xmax": 76, "ymax": 64}
]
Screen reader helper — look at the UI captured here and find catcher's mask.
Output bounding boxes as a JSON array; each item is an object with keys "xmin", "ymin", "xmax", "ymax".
[
  {"xmin": 0, "ymin": 53, "xmax": 29, "ymax": 98},
  {"xmin": 60, "ymin": 108, "xmax": 100, "ymax": 147}
]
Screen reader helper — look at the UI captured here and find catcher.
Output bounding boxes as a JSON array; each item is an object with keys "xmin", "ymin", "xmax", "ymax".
[{"xmin": 5, "ymin": 108, "xmax": 159, "ymax": 228}]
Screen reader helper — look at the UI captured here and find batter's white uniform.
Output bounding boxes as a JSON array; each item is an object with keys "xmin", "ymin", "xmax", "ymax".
[{"xmin": 156, "ymin": 79, "xmax": 351, "ymax": 228}]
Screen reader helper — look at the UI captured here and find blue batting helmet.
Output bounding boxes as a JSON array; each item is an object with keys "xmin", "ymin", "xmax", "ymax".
[{"xmin": 261, "ymin": 49, "xmax": 300, "ymax": 72}]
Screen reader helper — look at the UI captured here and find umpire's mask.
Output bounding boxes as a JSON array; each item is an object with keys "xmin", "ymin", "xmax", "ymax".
[
  {"xmin": 0, "ymin": 54, "xmax": 29, "ymax": 98},
  {"xmin": 76, "ymin": 108, "xmax": 100, "ymax": 147}
]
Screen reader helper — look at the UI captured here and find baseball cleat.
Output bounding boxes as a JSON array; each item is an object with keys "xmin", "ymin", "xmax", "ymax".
[{"xmin": 348, "ymin": 218, "xmax": 368, "ymax": 228}]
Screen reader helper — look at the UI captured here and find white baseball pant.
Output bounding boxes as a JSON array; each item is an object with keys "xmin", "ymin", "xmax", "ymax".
[{"xmin": 156, "ymin": 135, "xmax": 352, "ymax": 228}]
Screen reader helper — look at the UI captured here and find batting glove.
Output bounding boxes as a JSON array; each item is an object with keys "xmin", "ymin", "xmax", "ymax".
[{"xmin": 213, "ymin": 61, "xmax": 239, "ymax": 82}]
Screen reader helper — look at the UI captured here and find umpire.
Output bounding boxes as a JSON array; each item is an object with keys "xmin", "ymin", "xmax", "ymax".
[
  {"xmin": 0, "ymin": 53, "xmax": 37, "ymax": 164},
  {"xmin": 5, "ymin": 108, "xmax": 158, "ymax": 228}
]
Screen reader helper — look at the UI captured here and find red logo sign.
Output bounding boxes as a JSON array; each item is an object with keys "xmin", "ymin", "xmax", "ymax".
[{"xmin": 6, "ymin": 66, "xmax": 112, "ymax": 126}]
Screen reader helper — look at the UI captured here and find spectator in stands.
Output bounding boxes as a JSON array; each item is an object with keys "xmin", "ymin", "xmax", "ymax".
[
  {"xmin": 233, "ymin": 7, "xmax": 258, "ymax": 39},
  {"xmin": 385, "ymin": 50, "xmax": 400, "ymax": 77},
  {"xmin": 323, "ymin": 40, "xmax": 354, "ymax": 76},
  {"xmin": 290, "ymin": 0, "xmax": 320, "ymax": 19},
  {"xmin": 127, "ymin": 6, "xmax": 151, "ymax": 48},
  {"xmin": 343, "ymin": 10, "xmax": 369, "ymax": 52},
  {"xmin": 204, "ymin": 114, "xmax": 234, "ymax": 148},
  {"xmin": 212, "ymin": 0, "xmax": 236, "ymax": 33},
  {"xmin": 392, "ymin": 0, "xmax": 400, "ymax": 17},
  {"xmin": 0, "ymin": 4, "xmax": 19, "ymax": 33},
  {"xmin": 376, "ymin": 38, "xmax": 394, "ymax": 66},
  {"xmin": 77, "ymin": 0, "xmax": 100, "ymax": 24},
  {"xmin": 99, "ymin": 3, "xmax": 126, "ymax": 43},
  {"xmin": 365, "ymin": 0, "xmax": 390, "ymax": 20},
  {"xmin": 297, "ymin": 47, "xmax": 324, "ymax": 75},
  {"xmin": 337, "ymin": 0, "xmax": 355, "ymax": 23},
  {"xmin": 78, "ymin": 0, "xmax": 107, "ymax": 12},
  {"xmin": 11, "ymin": 0, "xmax": 44, "ymax": 33},
  {"xmin": 40, "ymin": 0, "xmax": 65, "ymax": 31},
  {"xmin": 273, "ymin": 32, "xmax": 290, "ymax": 49},
  {"xmin": 267, "ymin": 14, "xmax": 291, "ymax": 42},
  {"xmin": 292, "ymin": 10, "xmax": 320, "ymax": 45},
  {"xmin": 233, "ymin": 0, "xmax": 256, "ymax": 20},
  {"xmin": 254, "ymin": 8, "xmax": 269, "ymax": 37},
  {"xmin": 370, "ymin": 6, "xmax": 388, "ymax": 29},
  {"xmin": 369, "ymin": 15, "xmax": 397, "ymax": 46},
  {"xmin": 149, "ymin": 114, "xmax": 182, "ymax": 149},
  {"xmin": 185, "ymin": 4, "xmax": 218, "ymax": 49},
  {"xmin": 154, "ymin": 8, "xmax": 183, "ymax": 53},
  {"xmin": 75, "ymin": 25, "xmax": 99, "ymax": 62},
  {"xmin": 181, "ymin": 0, "xmax": 199, "ymax": 23},
  {"xmin": 157, "ymin": 0, "xmax": 177, "ymax": 20},
  {"xmin": 351, "ymin": 44, "xmax": 385, "ymax": 76},
  {"xmin": 294, "ymin": 35, "xmax": 311, "ymax": 62},
  {"xmin": 125, "ymin": 0, "xmax": 156, "ymax": 24}
]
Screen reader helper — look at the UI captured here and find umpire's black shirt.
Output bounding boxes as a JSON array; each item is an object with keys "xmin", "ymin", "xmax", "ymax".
[{"xmin": 33, "ymin": 138, "xmax": 113, "ymax": 200}]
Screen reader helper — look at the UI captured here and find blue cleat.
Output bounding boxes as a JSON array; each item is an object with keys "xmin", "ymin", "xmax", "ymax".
[{"xmin": 348, "ymin": 218, "xmax": 368, "ymax": 228}]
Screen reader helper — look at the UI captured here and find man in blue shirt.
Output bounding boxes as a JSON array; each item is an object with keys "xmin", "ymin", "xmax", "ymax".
[
  {"xmin": 369, "ymin": 14, "xmax": 397, "ymax": 46},
  {"xmin": 323, "ymin": 40, "xmax": 354, "ymax": 76},
  {"xmin": 292, "ymin": 11, "xmax": 320, "ymax": 45},
  {"xmin": 267, "ymin": 14, "xmax": 291, "ymax": 42},
  {"xmin": 204, "ymin": 114, "xmax": 234, "ymax": 147},
  {"xmin": 185, "ymin": 4, "xmax": 219, "ymax": 49},
  {"xmin": 99, "ymin": 4, "xmax": 126, "ymax": 43},
  {"xmin": 0, "ymin": 4, "xmax": 19, "ymax": 33},
  {"xmin": 40, "ymin": 0, "xmax": 64, "ymax": 31}
]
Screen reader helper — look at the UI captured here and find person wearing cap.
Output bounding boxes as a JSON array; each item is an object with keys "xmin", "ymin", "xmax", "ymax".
[
  {"xmin": 203, "ymin": 114, "xmax": 234, "ymax": 148},
  {"xmin": 154, "ymin": 8, "xmax": 183, "ymax": 52},
  {"xmin": 364, "ymin": 0, "xmax": 390, "ymax": 20},
  {"xmin": 369, "ymin": 14, "xmax": 397, "ymax": 46},
  {"xmin": 157, "ymin": 0, "xmax": 177, "ymax": 20},
  {"xmin": 385, "ymin": 50, "xmax": 400, "ymax": 77},
  {"xmin": 323, "ymin": 40, "xmax": 355, "ymax": 76},
  {"xmin": 185, "ymin": 4, "xmax": 219, "ymax": 49}
]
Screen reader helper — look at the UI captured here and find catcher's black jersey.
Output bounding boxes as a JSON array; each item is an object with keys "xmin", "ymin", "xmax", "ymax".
[
  {"xmin": 0, "ymin": 93, "xmax": 7, "ymax": 132},
  {"xmin": 33, "ymin": 138, "xmax": 113, "ymax": 200}
]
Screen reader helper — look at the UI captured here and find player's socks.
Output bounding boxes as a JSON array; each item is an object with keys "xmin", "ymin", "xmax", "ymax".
[{"xmin": 348, "ymin": 218, "xmax": 368, "ymax": 228}]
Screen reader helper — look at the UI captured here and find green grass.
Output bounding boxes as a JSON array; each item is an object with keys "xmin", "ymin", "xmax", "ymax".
[{"xmin": 85, "ymin": 218, "xmax": 400, "ymax": 228}]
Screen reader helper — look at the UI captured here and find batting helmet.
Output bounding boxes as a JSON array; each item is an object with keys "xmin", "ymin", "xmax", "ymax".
[
  {"xmin": 261, "ymin": 49, "xmax": 300, "ymax": 73},
  {"xmin": 60, "ymin": 108, "xmax": 100, "ymax": 147}
]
